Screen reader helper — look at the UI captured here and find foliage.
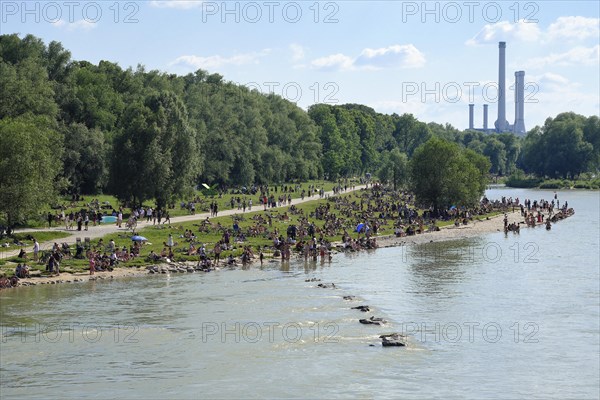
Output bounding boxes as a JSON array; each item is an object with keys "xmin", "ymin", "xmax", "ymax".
[
  {"xmin": 62, "ymin": 123, "xmax": 108, "ymax": 193},
  {"xmin": 505, "ymin": 170, "xmax": 542, "ymax": 188},
  {"xmin": 409, "ymin": 138, "xmax": 490, "ymax": 210},
  {"xmin": 109, "ymin": 92, "xmax": 199, "ymax": 208},
  {"xmin": 0, "ymin": 116, "xmax": 63, "ymax": 227},
  {"xmin": 538, "ymin": 180, "xmax": 567, "ymax": 189},
  {"xmin": 1, "ymin": 34, "xmax": 598, "ymax": 228},
  {"xmin": 377, "ymin": 148, "xmax": 408, "ymax": 190},
  {"xmin": 519, "ymin": 113, "xmax": 597, "ymax": 179}
]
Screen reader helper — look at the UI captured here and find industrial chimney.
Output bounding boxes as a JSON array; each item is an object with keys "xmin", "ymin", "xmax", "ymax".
[
  {"xmin": 483, "ymin": 104, "xmax": 488, "ymax": 132},
  {"xmin": 513, "ymin": 71, "xmax": 526, "ymax": 135},
  {"xmin": 494, "ymin": 41, "xmax": 509, "ymax": 132},
  {"xmin": 469, "ymin": 104, "xmax": 474, "ymax": 130}
]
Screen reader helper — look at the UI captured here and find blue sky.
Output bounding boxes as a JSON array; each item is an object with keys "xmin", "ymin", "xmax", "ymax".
[{"xmin": 2, "ymin": 0, "xmax": 599, "ymax": 130}]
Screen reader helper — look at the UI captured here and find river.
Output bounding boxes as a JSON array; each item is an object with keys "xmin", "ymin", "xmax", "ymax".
[{"xmin": 1, "ymin": 187, "xmax": 598, "ymax": 399}]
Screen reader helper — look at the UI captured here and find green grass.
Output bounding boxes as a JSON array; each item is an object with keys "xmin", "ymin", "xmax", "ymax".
[
  {"xmin": 15, "ymin": 179, "xmax": 349, "ymax": 229},
  {"xmin": 0, "ymin": 180, "xmax": 357, "ymax": 273},
  {"xmin": 5, "ymin": 183, "xmax": 507, "ymax": 274},
  {"xmin": 0, "ymin": 231, "xmax": 71, "ymax": 253}
]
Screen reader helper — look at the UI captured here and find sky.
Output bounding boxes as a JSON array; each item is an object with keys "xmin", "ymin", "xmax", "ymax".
[{"xmin": 1, "ymin": 0, "xmax": 599, "ymax": 130}]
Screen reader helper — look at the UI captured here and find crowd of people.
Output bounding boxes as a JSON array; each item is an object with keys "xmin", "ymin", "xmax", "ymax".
[
  {"xmin": 3, "ymin": 181, "xmax": 578, "ymax": 286},
  {"xmin": 47, "ymin": 197, "xmax": 117, "ymax": 231},
  {"xmin": 152, "ymin": 183, "xmax": 512, "ymax": 267},
  {"xmin": 497, "ymin": 192, "xmax": 575, "ymax": 234}
]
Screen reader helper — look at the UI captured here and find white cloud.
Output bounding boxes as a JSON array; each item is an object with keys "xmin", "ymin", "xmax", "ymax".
[
  {"xmin": 169, "ymin": 49, "xmax": 271, "ymax": 70},
  {"xmin": 355, "ymin": 44, "xmax": 426, "ymax": 69},
  {"xmin": 466, "ymin": 20, "xmax": 541, "ymax": 46},
  {"xmin": 527, "ymin": 72, "xmax": 578, "ymax": 96},
  {"xmin": 149, "ymin": 1, "xmax": 203, "ymax": 9},
  {"xmin": 370, "ymin": 100, "xmax": 428, "ymax": 116},
  {"xmin": 466, "ymin": 15, "xmax": 600, "ymax": 46},
  {"xmin": 523, "ymin": 45, "xmax": 600, "ymax": 68},
  {"xmin": 532, "ymin": 72, "xmax": 571, "ymax": 86},
  {"xmin": 525, "ymin": 73, "xmax": 599, "ymax": 127},
  {"xmin": 290, "ymin": 44, "xmax": 305, "ymax": 62},
  {"xmin": 310, "ymin": 44, "xmax": 426, "ymax": 71},
  {"xmin": 547, "ymin": 16, "xmax": 600, "ymax": 41},
  {"xmin": 310, "ymin": 53, "xmax": 355, "ymax": 71},
  {"xmin": 51, "ymin": 19, "xmax": 97, "ymax": 31}
]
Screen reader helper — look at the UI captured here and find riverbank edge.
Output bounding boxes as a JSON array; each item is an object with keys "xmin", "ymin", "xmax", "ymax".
[
  {"xmin": 5, "ymin": 210, "xmax": 524, "ymax": 290},
  {"xmin": 504, "ymin": 179, "xmax": 600, "ymax": 190}
]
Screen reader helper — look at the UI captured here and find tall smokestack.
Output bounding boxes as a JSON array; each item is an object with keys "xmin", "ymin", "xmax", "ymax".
[
  {"xmin": 494, "ymin": 41, "xmax": 509, "ymax": 132},
  {"xmin": 483, "ymin": 104, "xmax": 488, "ymax": 131},
  {"xmin": 469, "ymin": 104, "xmax": 474, "ymax": 130},
  {"xmin": 513, "ymin": 70, "xmax": 526, "ymax": 135}
]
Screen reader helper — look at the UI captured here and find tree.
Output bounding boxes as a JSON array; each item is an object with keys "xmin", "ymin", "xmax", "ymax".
[
  {"xmin": 377, "ymin": 148, "xmax": 408, "ymax": 190},
  {"xmin": 350, "ymin": 108, "xmax": 378, "ymax": 172},
  {"xmin": 0, "ymin": 116, "xmax": 63, "ymax": 227},
  {"xmin": 541, "ymin": 113, "xmax": 592, "ymax": 178},
  {"xmin": 464, "ymin": 149, "xmax": 492, "ymax": 195},
  {"xmin": 62, "ymin": 123, "xmax": 108, "ymax": 193},
  {"xmin": 483, "ymin": 137, "xmax": 507, "ymax": 175},
  {"xmin": 392, "ymin": 113, "xmax": 431, "ymax": 156},
  {"xmin": 109, "ymin": 92, "xmax": 199, "ymax": 208},
  {"xmin": 309, "ymin": 104, "xmax": 346, "ymax": 179},
  {"xmin": 496, "ymin": 133, "xmax": 520, "ymax": 175},
  {"xmin": 410, "ymin": 137, "xmax": 490, "ymax": 211},
  {"xmin": 520, "ymin": 113, "xmax": 594, "ymax": 178},
  {"xmin": 44, "ymin": 40, "xmax": 72, "ymax": 82},
  {"xmin": 583, "ymin": 115, "xmax": 600, "ymax": 171},
  {"xmin": 0, "ymin": 58, "xmax": 58, "ymax": 119}
]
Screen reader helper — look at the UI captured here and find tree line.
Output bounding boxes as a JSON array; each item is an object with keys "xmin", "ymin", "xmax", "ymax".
[{"xmin": 0, "ymin": 34, "xmax": 598, "ymax": 226}]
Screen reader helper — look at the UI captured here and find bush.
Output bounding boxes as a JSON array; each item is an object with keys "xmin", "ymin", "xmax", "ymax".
[
  {"xmin": 539, "ymin": 179, "xmax": 566, "ymax": 189},
  {"xmin": 505, "ymin": 169, "xmax": 541, "ymax": 188},
  {"xmin": 505, "ymin": 176, "xmax": 541, "ymax": 188},
  {"xmin": 574, "ymin": 183, "xmax": 592, "ymax": 189}
]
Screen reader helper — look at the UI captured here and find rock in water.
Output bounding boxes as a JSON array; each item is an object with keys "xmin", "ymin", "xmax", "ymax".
[
  {"xmin": 380, "ymin": 333, "xmax": 406, "ymax": 347},
  {"xmin": 317, "ymin": 283, "xmax": 336, "ymax": 289},
  {"xmin": 359, "ymin": 316, "xmax": 387, "ymax": 325}
]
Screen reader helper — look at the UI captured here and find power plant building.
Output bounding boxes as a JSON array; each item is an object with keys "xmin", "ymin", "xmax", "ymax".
[{"xmin": 468, "ymin": 41, "xmax": 526, "ymax": 136}]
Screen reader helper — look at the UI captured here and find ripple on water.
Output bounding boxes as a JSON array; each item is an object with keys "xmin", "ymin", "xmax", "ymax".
[{"xmin": 1, "ymin": 188, "xmax": 598, "ymax": 399}]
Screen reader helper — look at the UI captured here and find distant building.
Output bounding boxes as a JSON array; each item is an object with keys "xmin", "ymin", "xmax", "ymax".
[{"xmin": 467, "ymin": 42, "xmax": 526, "ymax": 136}]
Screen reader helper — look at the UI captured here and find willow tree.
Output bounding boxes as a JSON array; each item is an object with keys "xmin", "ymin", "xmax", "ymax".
[
  {"xmin": 377, "ymin": 148, "xmax": 408, "ymax": 190},
  {"xmin": 0, "ymin": 116, "xmax": 63, "ymax": 227},
  {"xmin": 109, "ymin": 91, "xmax": 199, "ymax": 208},
  {"xmin": 410, "ymin": 137, "xmax": 490, "ymax": 211}
]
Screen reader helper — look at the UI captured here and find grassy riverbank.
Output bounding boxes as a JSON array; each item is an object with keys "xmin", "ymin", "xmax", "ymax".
[
  {"xmin": 1, "ymin": 186, "xmax": 506, "ymax": 278},
  {"xmin": 505, "ymin": 174, "xmax": 600, "ymax": 190},
  {"xmin": 0, "ymin": 231, "xmax": 71, "ymax": 253},
  {"xmin": 14, "ymin": 180, "xmax": 342, "ymax": 229}
]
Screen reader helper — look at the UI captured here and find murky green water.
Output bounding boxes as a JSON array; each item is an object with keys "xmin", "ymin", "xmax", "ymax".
[{"xmin": 1, "ymin": 188, "xmax": 598, "ymax": 399}]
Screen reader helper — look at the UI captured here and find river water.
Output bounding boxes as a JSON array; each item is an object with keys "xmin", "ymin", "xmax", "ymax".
[{"xmin": 1, "ymin": 187, "xmax": 598, "ymax": 399}]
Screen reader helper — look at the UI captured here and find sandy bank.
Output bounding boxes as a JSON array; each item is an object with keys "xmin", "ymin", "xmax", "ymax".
[{"xmin": 374, "ymin": 210, "xmax": 524, "ymax": 248}]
